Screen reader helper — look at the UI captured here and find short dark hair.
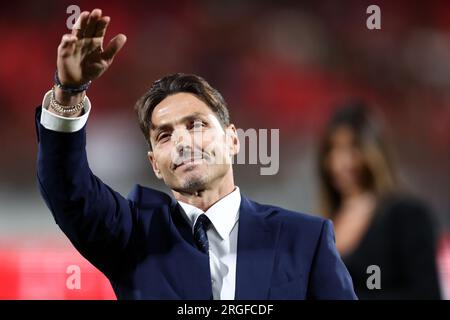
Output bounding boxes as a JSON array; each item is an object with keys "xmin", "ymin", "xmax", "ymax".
[{"xmin": 135, "ymin": 73, "xmax": 230, "ymax": 149}]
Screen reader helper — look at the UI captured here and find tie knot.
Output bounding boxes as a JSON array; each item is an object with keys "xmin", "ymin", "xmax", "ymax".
[{"xmin": 195, "ymin": 214, "xmax": 211, "ymax": 229}]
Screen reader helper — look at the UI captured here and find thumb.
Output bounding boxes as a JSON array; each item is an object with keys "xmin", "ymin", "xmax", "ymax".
[{"xmin": 101, "ymin": 34, "xmax": 127, "ymax": 62}]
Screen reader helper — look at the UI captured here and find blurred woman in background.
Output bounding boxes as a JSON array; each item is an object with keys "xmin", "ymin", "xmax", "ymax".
[{"xmin": 317, "ymin": 102, "xmax": 441, "ymax": 299}]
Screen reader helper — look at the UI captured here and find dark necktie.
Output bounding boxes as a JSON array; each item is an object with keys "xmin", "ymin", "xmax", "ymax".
[{"xmin": 193, "ymin": 214, "xmax": 211, "ymax": 254}]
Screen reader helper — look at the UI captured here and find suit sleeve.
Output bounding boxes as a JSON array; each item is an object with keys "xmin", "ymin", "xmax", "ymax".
[
  {"xmin": 307, "ymin": 219, "xmax": 358, "ymax": 300},
  {"xmin": 35, "ymin": 106, "xmax": 135, "ymax": 279}
]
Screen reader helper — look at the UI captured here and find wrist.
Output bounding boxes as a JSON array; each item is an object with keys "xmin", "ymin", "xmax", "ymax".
[
  {"xmin": 54, "ymin": 70, "xmax": 91, "ymax": 94},
  {"xmin": 54, "ymin": 86, "xmax": 84, "ymax": 106},
  {"xmin": 48, "ymin": 105, "xmax": 84, "ymax": 118},
  {"xmin": 49, "ymin": 86, "xmax": 85, "ymax": 118}
]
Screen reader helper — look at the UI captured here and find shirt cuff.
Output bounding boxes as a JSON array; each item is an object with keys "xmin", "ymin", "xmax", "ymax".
[{"xmin": 40, "ymin": 89, "xmax": 91, "ymax": 132}]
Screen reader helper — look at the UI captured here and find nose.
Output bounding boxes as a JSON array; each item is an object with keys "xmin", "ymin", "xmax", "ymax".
[
  {"xmin": 171, "ymin": 128, "xmax": 192, "ymax": 153},
  {"xmin": 170, "ymin": 129, "xmax": 196, "ymax": 170}
]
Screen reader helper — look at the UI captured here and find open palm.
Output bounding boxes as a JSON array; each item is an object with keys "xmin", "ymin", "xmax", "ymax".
[{"xmin": 57, "ymin": 9, "xmax": 127, "ymax": 86}]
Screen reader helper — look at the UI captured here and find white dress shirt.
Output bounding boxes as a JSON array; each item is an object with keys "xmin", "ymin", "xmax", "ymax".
[{"xmin": 39, "ymin": 91, "xmax": 241, "ymax": 300}]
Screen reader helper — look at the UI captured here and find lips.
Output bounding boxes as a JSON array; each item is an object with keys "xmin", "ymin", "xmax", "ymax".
[
  {"xmin": 174, "ymin": 158, "xmax": 202, "ymax": 170},
  {"xmin": 172, "ymin": 153, "xmax": 210, "ymax": 170}
]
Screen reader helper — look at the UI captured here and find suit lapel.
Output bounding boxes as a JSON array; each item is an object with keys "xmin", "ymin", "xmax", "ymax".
[
  {"xmin": 234, "ymin": 194, "xmax": 282, "ymax": 299},
  {"xmin": 169, "ymin": 199, "xmax": 213, "ymax": 299}
]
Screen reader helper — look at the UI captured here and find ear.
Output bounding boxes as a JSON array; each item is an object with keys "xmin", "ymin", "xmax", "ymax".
[
  {"xmin": 225, "ymin": 124, "xmax": 240, "ymax": 156},
  {"xmin": 147, "ymin": 151, "xmax": 163, "ymax": 180}
]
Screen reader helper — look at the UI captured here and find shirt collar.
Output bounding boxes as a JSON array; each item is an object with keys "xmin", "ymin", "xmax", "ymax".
[{"xmin": 178, "ymin": 186, "xmax": 241, "ymax": 240}]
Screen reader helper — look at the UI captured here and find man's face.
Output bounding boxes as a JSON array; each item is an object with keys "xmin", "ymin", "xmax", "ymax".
[{"xmin": 148, "ymin": 92, "xmax": 239, "ymax": 193}]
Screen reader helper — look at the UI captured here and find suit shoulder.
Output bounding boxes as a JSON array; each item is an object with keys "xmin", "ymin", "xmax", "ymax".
[
  {"xmin": 127, "ymin": 184, "xmax": 176, "ymax": 209},
  {"xmin": 245, "ymin": 198, "xmax": 330, "ymax": 247},
  {"xmin": 249, "ymin": 198, "xmax": 327, "ymax": 229}
]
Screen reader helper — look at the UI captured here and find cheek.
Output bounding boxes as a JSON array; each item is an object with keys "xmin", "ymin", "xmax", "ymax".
[
  {"xmin": 326, "ymin": 151, "xmax": 340, "ymax": 174},
  {"xmin": 153, "ymin": 146, "xmax": 172, "ymax": 172},
  {"xmin": 199, "ymin": 130, "xmax": 225, "ymax": 153}
]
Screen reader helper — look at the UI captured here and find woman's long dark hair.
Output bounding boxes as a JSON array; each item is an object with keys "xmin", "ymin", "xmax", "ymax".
[{"xmin": 318, "ymin": 101, "xmax": 398, "ymax": 219}]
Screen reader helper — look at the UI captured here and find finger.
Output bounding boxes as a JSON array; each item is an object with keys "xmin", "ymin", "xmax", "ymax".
[
  {"xmin": 84, "ymin": 8, "xmax": 102, "ymax": 38},
  {"xmin": 72, "ymin": 11, "xmax": 89, "ymax": 38},
  {"xmin": 94, "ymin": 16, "xmax": 110, "ymax": 38},
  {"xmin": 101, "ymin": 34, "xmax": 127, "ymax": 62},
  {"xmin": 59, "ymin": 34, "xmax": 77, "ymax": 48},
  {"xmin": 58, "ymin": 34, "xmax": 77, "ymax": 56}
]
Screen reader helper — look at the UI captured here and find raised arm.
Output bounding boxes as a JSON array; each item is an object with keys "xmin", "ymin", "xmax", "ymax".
[{"xmin": 36, "ymin": 9, "xmax": 131, "ymax": 279}]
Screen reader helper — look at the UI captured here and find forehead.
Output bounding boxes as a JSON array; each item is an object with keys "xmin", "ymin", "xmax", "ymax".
[
  {"xmin": 151, "ymin": 92, "xmax": 217, "ymax": 128},
  {"xmin": 330, "ymin": 125, "xmax": 356, "ymax": 146}
]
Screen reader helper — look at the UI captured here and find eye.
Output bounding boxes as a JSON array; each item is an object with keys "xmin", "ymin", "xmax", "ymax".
[
  {"xmin": 157, "ymin": 132, "xmax": 171, "ymax": 143},
  {"xmin": 190, "ymin": 120, "xmax": 206, "ymax": 130}
]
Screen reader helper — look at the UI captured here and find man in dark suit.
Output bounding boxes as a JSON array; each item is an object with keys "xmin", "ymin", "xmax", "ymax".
[{"xmin": 36, "ymin": 8, "xmax": 356, "ymax": 300}]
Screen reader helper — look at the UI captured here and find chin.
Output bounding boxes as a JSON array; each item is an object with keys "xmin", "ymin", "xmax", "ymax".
[{"xmin": 176, "ymin": 172, "xmax": 209, "ymax": 192}]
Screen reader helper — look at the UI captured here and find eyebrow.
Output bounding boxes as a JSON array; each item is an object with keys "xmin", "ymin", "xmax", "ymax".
[{"xmin": 151, "ymin": 112, "xmax": 208, "ymax": 137}]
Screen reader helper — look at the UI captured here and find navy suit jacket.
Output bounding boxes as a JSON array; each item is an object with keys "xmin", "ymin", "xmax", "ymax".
[{"xmin": 35, "ymin": 108, "xmax": 356, "ymax": 300}]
